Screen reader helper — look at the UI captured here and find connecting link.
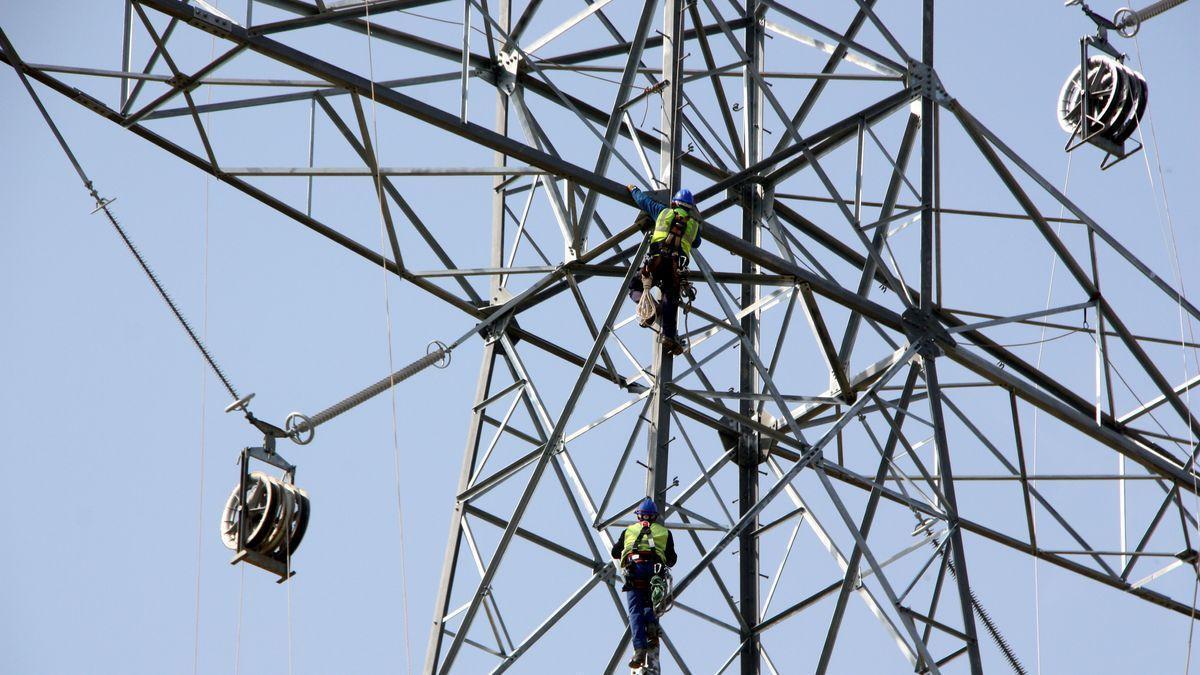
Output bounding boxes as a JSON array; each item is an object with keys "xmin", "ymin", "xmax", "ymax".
[{"xmin": 906, "ymin": 62, "xmax": 950, "ymax": 105}]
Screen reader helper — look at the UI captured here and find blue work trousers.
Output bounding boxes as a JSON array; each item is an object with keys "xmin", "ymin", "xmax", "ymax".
[{"xmin": 625, "ymin": 561, "xmax": 658, "ymax": 649}]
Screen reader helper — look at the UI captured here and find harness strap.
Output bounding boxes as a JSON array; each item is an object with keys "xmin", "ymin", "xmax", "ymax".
[{"xmin": 633, "ymin": 524, "xmax": 653, "ymax": 552}]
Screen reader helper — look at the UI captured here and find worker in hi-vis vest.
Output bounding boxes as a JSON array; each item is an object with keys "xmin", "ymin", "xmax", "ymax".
[
  {"xmin": 626, "ymin": 185, "xmax": 703, "ymax": 356},
  {"xmin": 611, "ymin": 497, "xmax": 678, "ymax": 670}
]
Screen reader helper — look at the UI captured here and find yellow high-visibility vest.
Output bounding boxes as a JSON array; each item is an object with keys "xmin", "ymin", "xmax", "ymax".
[
  {"xmin": 621, "ymin": 522, "xmax": 669, "ymax": 561},
  {"xmin": 650, "ymin": 207, "xmax": 700, "ymax": 255}
]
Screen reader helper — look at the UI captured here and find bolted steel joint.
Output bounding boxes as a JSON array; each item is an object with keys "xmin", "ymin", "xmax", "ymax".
[
  {"xmin": 906, "ymin": 62, "xmax": 950, "ymax": 104},
  {"xmin": 901, "ymin": 307, "xmax": 955, "ymax": 358}
]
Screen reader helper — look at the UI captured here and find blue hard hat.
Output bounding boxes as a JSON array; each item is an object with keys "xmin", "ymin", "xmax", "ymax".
[
  {"xmin": 635, "ymin": 497, "xmax": 658, "ymax": 518},
  {"xmin": 671, "ymin": 188, "xmax": 695, "ymax": 206}
]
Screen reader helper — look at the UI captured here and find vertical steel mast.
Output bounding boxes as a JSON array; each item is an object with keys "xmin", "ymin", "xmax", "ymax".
[
  {"xmin": 738, "ymin": 2, "xmax": 765, "ymax": 673},
  {"xmin": 919, "ymin": 3, "xmax": 983, "ymax": 672},
  {"xmin": 645, "ymin": 0, "xmax": 685, "ymax": 512}
]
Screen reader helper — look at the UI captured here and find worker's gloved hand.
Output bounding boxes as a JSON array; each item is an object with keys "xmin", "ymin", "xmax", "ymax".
[{"xmin": 626, "ymin": 184, "xmax": 637, "ymax": 192}]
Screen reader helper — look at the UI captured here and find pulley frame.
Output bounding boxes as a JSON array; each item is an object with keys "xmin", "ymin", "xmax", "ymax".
[
  {"xmin": 230, "ymin": 435, "xmax": 300, "ymax": 584},
  {"xmin": 1063, "ymin": 36, "xmax": 1144, "ymax": 170}
]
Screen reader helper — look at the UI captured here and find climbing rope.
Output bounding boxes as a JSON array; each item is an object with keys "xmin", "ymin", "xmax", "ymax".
[
  {"xmin": 1028, "ymin": 151, "xmax": 1073, "ymax": 675},
  {"xmin": 1130, "ymin": 37, "xmax": 1200, "ymax": 673},
  {"xmin": 192, "ymin": 15, "xmax": 220, "ymax": 673},
  {"xmin": 234, "ymin": 564, "xmax": 245, "ymax": 675},
  {"xmin": 364, "ymin": 2, "xmax": 413, "ymax": 670},
  {"xmin": 286, "ymin": 503, "xmax": 295, "ymax": 675}
]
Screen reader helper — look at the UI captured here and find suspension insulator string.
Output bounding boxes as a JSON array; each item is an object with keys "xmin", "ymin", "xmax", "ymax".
[
  {"xmin": 1, "ymin": 28, "xmax": 244, "ymax": 408},
  {"xmin": 284, "ymin": 341, "xmax": 450, "ymax": 444}
]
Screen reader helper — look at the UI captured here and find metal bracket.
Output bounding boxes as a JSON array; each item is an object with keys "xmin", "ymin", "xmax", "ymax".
[
  {"xmin": 497, "ymin": 49, "xmax": 520, "ymax": 95},
  {"xmin": 718, "ymin": 411, "xmax": 778, "ymax": 467},
  {"xmin": 598, "ymin": 561, "xmax": 618, "ymax": 583},
  {"xmin": 759, "ymin": 184, "xmax": 776, "ymax": 222},
  {"xmin": 481, "ymin": 312, "xmax": 515, "ymax": 343},
  {"xmin": 247, "ymin": 443, "xmax": 295, "ymax": 474},
  {"xmin": 906, "ymin": 62, "xmax": 950, "ymax": 105},
  {"xmin": 187, "ymin": 5, "xmax": 235, "ymax": 36}
]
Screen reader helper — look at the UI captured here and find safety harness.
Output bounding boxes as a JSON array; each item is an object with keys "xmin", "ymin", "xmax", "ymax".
[
  {"xmin": 623, "ymin": 523, "xmax": 661, "ymax": 569},
  {"xmin": 621, "ymin": 522, "xmax": 673, "ymax": 615}
]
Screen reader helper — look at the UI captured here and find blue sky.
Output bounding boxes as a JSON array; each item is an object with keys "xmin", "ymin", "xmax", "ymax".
[{"xmin": 3, "ymin": 1, "xmax": 1199, "ymax": 673}]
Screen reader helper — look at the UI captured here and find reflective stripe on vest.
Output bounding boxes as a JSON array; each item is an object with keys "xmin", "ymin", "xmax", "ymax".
[
  {"xmin": 650, "ymin": 207, "xmax": 700, "ymax": 255},
  {"xmin": 621, "ymin": 522, "xmax": 669, "ymax": 561}
]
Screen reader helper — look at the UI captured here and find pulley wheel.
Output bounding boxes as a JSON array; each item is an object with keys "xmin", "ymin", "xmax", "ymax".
[
  {"xmin": 276, "ymin": 483, "xmax": 311, "ymax": 557},
  {"xmin": 1099, "ymin": 64, "xmax": 1135, "ymax": 135},
  {"xmin": 1057, "ymin": 56, "xmax": 1122, "ymax": 135},
  {"xmin": 1110, "ymin": 66, "xmax": 1148, "ymax": 143},
  {"xmin": 260, "ymin": 476, "xmax": 295, "ymax": 555},
  {"xmin": 219, "ymin": 471, "xmax": 277, "ymax": 551}
]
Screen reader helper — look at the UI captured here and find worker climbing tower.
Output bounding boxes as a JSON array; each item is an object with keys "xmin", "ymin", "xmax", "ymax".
[{"xmin": 4, "ymin": 0, "xmax": 1199, "ymax": 672}]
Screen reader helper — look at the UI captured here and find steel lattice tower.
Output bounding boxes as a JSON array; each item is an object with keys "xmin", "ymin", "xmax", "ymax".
[{"xmin": 3, "ymin": 1, "xmax": 1199, "ymax": 673}]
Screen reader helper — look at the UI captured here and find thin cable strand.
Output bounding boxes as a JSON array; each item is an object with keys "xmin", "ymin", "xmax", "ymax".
[
  {"xmin": 1131, "ymin": 37, "xmax": 1200, "ymax": 673},
  {"xmin": 1029, "ymin": 152, "xmax": 1072, "ymax": 675},
  {"xmin": 234, "ymin": 565, "xmax": 245, "ymax": 675},
  {"xmin": 365, "ymin": 3, "xmax": 414, "ymax": 670},
  {"xmin": 192, "ymin": 18, "xmax": 218, "ymax": 673}
]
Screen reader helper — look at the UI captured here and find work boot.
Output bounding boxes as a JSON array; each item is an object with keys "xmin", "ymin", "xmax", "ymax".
[
  {"xmin": 644, "ymin": 647, "xmax": 661, "ymax": 674},
  {"xmin": 629, "ymin": 648, "xmax": 647, "ymax": 668}
]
